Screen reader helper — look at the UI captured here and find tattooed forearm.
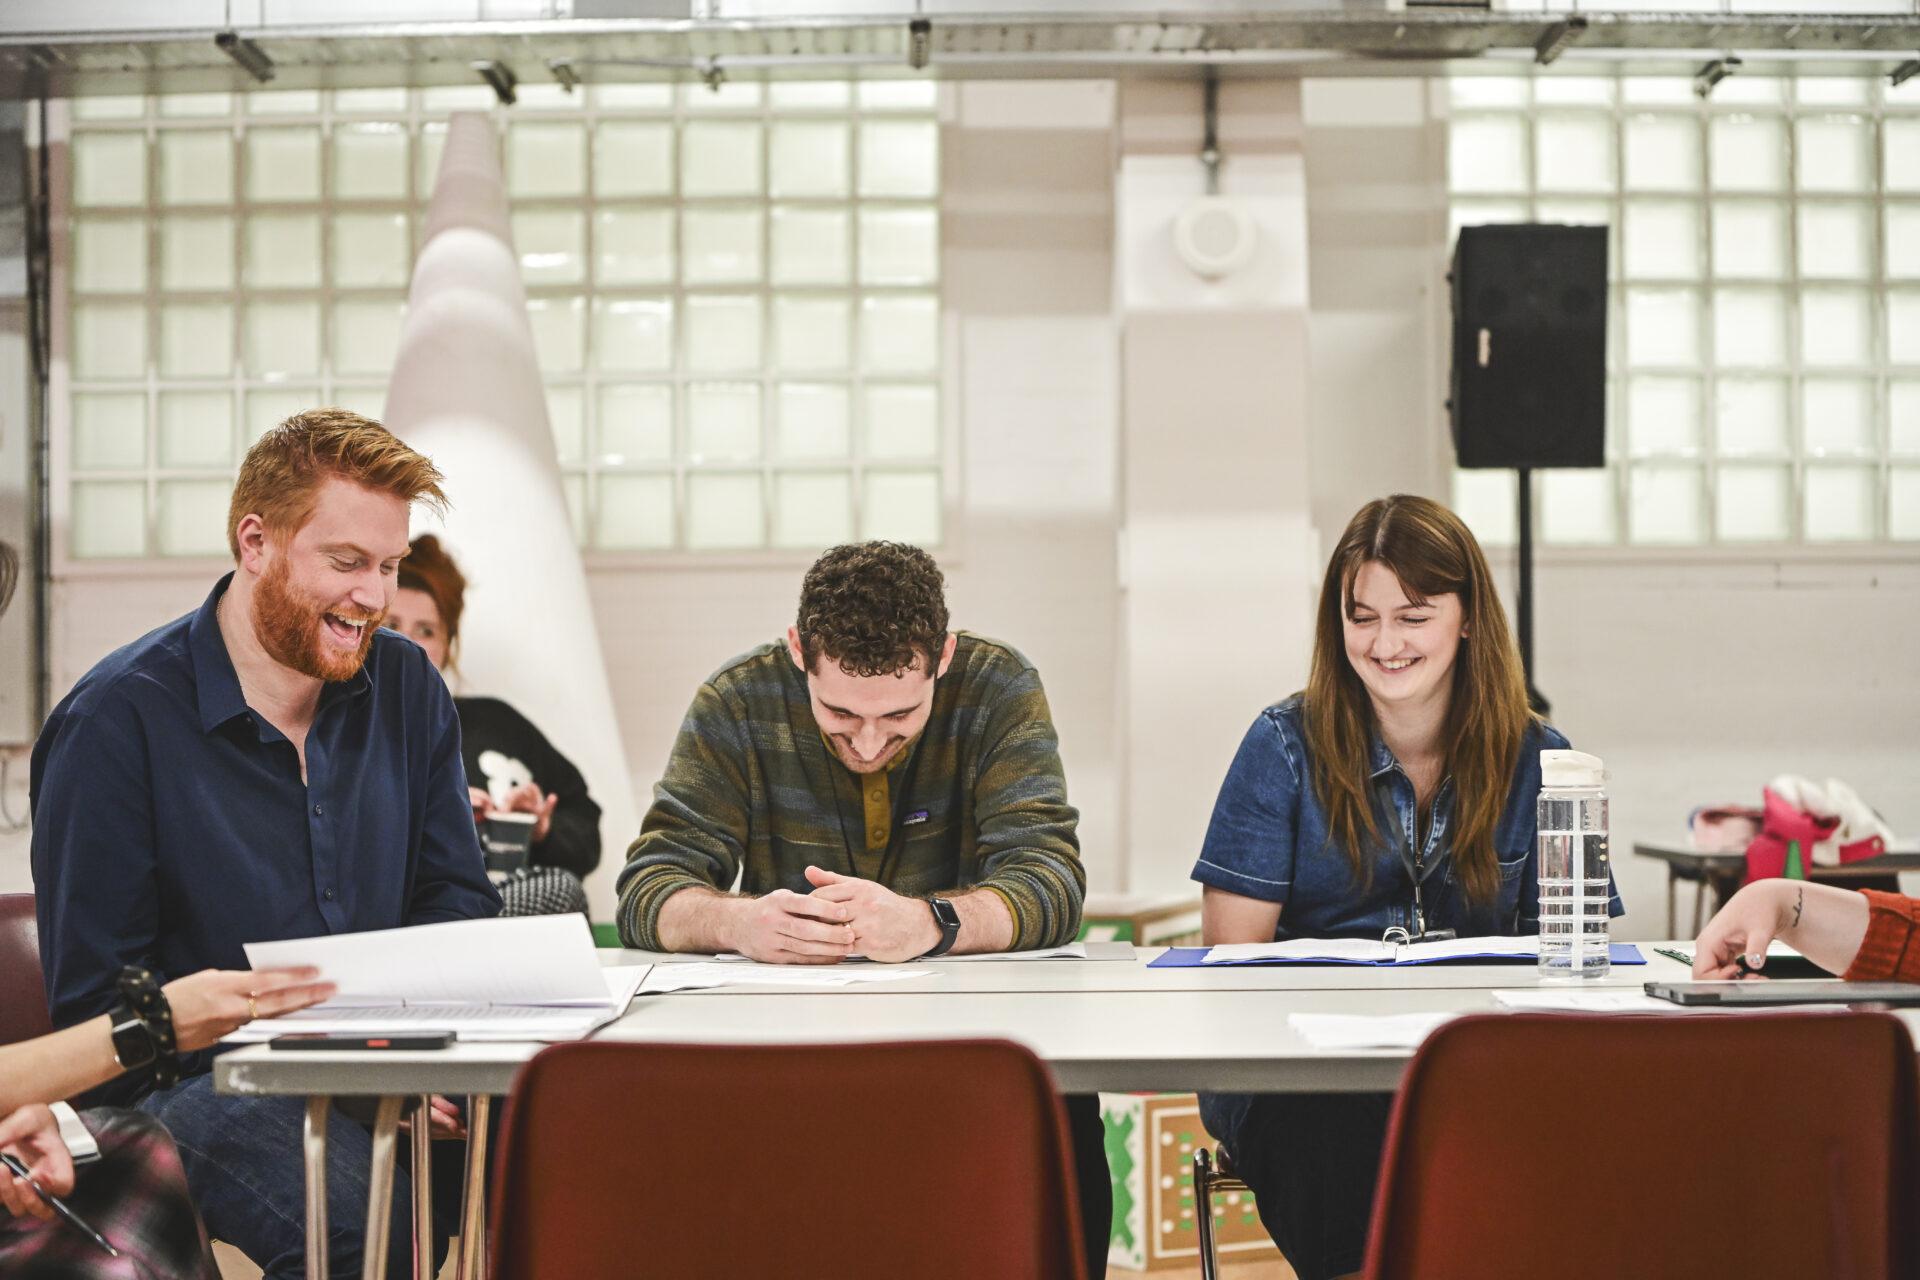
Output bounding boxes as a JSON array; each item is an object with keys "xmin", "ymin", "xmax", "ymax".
[{"xmin": 1791, "ymin": 884, "xmax": 1803, "ymax": 930}]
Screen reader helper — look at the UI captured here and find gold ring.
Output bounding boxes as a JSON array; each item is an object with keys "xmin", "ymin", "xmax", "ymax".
[{"xmin": 247, "ymin": 994, "xmax": 259, "ymax": 1021}]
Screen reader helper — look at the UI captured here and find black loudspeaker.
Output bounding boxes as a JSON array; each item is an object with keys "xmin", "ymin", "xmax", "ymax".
[{"xmin": 1449, "ymin": 224, "xmax": 1608, "ymax": 469}]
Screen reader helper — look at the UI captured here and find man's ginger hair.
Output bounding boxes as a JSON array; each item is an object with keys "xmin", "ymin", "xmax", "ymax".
[{"xmin": 227, "ymin": 408, "xmax": 447, "ymax": 560}]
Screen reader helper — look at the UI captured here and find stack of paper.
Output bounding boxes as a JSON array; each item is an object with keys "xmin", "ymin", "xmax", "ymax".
[
  {"xmin": 1287, "ymin": 1012, "xmax": 1457, "ymax": 1051},
  {"xmin": 1492, "ymin": 989, "xmax": 1674, "ymax": 1014},
  {"xmin": 640, "ymin": 963, "xmax": 932, "ymax": 994},
  {"xmin": 228, "ymin": 915, "xmax": 647, "ymax": 1043},
  {"xmin": 1207, "ymin": 936, "xmax": 1538, "ymax": 965},
  {"xmin": 709, "ymin": 942, "xmax": 1121, "ymax": 964}
]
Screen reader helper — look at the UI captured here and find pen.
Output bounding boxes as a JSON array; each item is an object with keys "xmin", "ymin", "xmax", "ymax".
[{"xmin": 0, "ymin": 1151, "xmax": 121, "ymax": 1257}]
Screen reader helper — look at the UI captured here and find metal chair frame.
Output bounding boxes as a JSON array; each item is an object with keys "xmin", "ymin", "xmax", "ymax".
[{"xmin": 1191, "ymin": 1145, "xmax": 1251, "ymax": 1280}]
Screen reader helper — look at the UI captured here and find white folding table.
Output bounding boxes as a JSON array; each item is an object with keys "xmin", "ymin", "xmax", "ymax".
[{"xmin": 213, "ymin": 944, "xmax": 1719, "ymax": 1279}]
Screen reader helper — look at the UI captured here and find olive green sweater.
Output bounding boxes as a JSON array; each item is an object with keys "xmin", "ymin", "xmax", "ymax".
[{"xmin": 616, "ymin": 633, "xmax": 1084, "ymax": 951}]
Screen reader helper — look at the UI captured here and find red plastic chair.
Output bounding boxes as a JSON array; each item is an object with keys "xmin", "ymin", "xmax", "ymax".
[
  {"xmin": 1363, "ymin": 1012, "xmax": 1920, "ymax": 1280},
  {"xmin": 0, "ymin": 893, "xmax": 53, "ymax": 1047},
  {"xmin": 488, "ymin": 1039, "xmax": 1087, "ymax": 1280}
]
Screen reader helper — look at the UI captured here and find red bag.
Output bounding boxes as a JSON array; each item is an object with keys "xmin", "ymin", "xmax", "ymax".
[{"xmin": 1743, "ymin": 776, "xmax": 1891, "ymax": 884}]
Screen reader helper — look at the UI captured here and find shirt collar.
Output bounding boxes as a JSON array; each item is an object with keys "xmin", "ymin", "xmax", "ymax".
[
  {"xmin": 1367, "ymin": 733, "xmax": 1398, "ymax": 779},
  {"xmin": 188, "ymin": 571, "xmax": 374, "ymax": 733},
  {"xmin": 190, "ymin": 573, "xmax": 250, "ymax": 733}
]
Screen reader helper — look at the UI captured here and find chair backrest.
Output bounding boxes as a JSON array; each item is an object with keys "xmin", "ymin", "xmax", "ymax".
[
  {"xmin": 0, "ymin": 893, "xmax": 54, "ymax": 1047},
  {"xmin": 488, "ymin": 1038, "xmax": 1087, "ymax": 1280},
  {"xmin": 1363, "ymin": 1012, "xmax": 1920, "ymax": 1280}
]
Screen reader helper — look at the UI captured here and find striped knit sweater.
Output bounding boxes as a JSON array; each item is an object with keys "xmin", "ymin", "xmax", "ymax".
[{"xmin": 616, "ymin": 633, "xmax": 1085, "ymax": 951}]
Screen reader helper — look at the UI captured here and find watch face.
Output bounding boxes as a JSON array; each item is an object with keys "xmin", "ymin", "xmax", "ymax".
[
  {"xmin": 930, "ymin": 897, "xmax": 960, "ymax": 929},
  {"xmin": 110, "ymin": 1009, "xmax": 156, "ymax": 1070}
]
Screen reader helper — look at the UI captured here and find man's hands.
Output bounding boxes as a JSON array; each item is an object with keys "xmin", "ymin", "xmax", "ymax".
[
  {"xmin": 471, "ymin": 784, "xmax": 560, "ymax": 843},
  {"xmin": 164, "ymin": 966, "xmax": 337, "ymax": 1053},
  {"xmin": 804, "ymin": 866, "xmax": 942, "ymax": 963},
  {"xmin": 720, "ymin": 888, "xmax": 857, "ymax": 965},
  {"xmin": 660, "ymin": 871, "xmax": 1009, "ymax": 964},
  {"xmin": 0, "ymin": 1105, "xmax": 74, "ymax": 1216}
]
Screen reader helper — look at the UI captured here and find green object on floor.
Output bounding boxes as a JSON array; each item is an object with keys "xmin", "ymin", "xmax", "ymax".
[
  {"xmin": 591, "ymin": 922, "xmax": 621, "ymax": 948},
  {"xmin": 1104, "ymin": 1106, "xmax": 1138, "ymax": 1256}
]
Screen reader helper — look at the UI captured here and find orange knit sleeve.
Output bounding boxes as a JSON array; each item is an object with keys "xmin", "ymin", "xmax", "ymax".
[{"xmin": 1841, "ymin": 890, "xmax": 1920, "ymax": 982}]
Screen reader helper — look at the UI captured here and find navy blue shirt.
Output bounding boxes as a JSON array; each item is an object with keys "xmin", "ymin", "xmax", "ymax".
[
  {"xmin": 1191, "ymin": 695, "xmax": 1624, "ymax": 940},
  {"xmin": 30, "ymin": 574, "xmax": 499, "ymax": 1099}
]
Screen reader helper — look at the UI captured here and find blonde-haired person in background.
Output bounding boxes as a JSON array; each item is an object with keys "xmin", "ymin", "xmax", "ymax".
[
  {"xmin": 1190, "ymin": 495, "xmax": 1623, "ymax": 1280},
  {"xmin": 386, "ymin": 534, "xmax": 600, "ymax": 917},
  {"xmin": 30, "ymin": 410, "xmax": 500, "ymax": 1279}
]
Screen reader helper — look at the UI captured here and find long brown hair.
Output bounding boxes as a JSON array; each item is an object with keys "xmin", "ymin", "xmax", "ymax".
[{"xmin": 1304, "ymin": 494, "xmax": 1533, "ymax": 905}]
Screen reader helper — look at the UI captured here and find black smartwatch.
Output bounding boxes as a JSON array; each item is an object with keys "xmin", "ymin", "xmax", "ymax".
[
  {"xmin": 921, "ymin": 896, "xmax": 961, "ymax": 958},
  {"xmin": 107, "ymin": 1002, "xmax": 158, "ymax": 1071}
]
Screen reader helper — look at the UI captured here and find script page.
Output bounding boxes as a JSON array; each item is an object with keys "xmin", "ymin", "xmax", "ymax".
[
  {"xmin": 1202, "ymin": 937, "xmax": 1394, "ymax": 964},
  {"xmin": 245, "ymin": 914, "xmax": 607, "ymax": 1004}
]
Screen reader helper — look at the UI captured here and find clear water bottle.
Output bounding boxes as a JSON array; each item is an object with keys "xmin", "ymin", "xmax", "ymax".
[{"xmin": 1536, "ymin": 749, "xmax": 1611, "ymax": 979}]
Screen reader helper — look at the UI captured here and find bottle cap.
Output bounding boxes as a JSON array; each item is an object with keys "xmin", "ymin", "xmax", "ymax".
[{"xmin": 1540, "ymin": 749, "xmax": 1605, "ymax": 788}]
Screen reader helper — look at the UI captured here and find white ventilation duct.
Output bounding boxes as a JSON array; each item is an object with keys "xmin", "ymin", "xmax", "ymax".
[{"xmin": 383, "ymin": 111, "xmax": 639, "ymax": 921}]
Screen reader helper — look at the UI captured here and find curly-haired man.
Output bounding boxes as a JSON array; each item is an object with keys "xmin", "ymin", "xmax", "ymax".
[{"xmin": 615, "ymin": 541, "xmax": 1106, "ymax": 1269}]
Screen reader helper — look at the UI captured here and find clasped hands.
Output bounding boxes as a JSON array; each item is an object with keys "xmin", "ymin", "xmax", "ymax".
[{"xmin": 726, "ymin": 866, "xmax": 943, "ymax": 965}]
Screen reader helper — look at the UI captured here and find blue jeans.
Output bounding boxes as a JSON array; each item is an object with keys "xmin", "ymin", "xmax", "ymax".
[{"xmin": 137, "ymin": 1074, "xmax": 462, "ymax": 1280}]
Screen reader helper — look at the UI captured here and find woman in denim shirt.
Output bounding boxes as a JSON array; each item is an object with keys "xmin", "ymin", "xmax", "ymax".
[{"xmin": 1191, "ymin": 495, "xmax": 1622, "ymax": 1280}]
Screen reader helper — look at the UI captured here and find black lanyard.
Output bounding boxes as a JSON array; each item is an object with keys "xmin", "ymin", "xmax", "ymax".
[
  {"xmin": 827, "ymin": 737, "xmax": 925, "ymax": 886},
  {"xmin": 1375, "ymin": 778, "xmax": 1454, "ymax": 942}
]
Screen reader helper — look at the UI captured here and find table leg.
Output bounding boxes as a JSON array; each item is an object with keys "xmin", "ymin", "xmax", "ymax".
[
  {"xmin": 304, "ymin": 1096, "xmax": 332, "ymax": 1280},
  {"xmin": 454, "ymin": 1095, "xmax": 491, "ymax": 1280},
  {"xmin": 361, "ymin": 1096, "xmax": 404, "ymax": 1280},
  {"xmin": 412, "ymin": 1097, "xmax": 433, "ymax": 1279}
]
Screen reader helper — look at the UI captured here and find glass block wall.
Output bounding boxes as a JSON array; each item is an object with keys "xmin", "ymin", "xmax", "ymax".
[
  {"xmin": 1447, "ymin": 74, "xmax": 1920, "ymax": 548},
  {"xmin": 60, "ymin": 79, "xmax": 944, "ymax": 559}
]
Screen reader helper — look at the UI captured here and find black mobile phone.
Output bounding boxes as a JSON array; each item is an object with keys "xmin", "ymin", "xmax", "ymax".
[
  {"xmin": 1644, "ymin": 980, "xmax": 1920, "ymax": 1007},
  {"xmin": 269, "ymin": 1031, "xmax": 455, "ymax": 1051}
]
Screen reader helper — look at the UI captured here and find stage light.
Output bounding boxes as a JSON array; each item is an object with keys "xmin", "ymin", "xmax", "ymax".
[
  {"xmin": 1534, "ymin": 16, "xmax": 1587, "ymax": 67},
  {"xmin": 216, "ymin": 32, "xmax": 275, "ymax": 84},
  {"xmin": 1694, "ymin": 56, "xmax": 1741, "ymax": 99},
  {"xmin": 473, "ymin": 60, "xmax": 517, "ymax": 106}
]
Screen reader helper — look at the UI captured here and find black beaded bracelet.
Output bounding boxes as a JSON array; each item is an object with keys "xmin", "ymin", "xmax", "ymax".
[{"xmin": 116, "ymin": 965, "xmax": 180, "ymax": 1089}]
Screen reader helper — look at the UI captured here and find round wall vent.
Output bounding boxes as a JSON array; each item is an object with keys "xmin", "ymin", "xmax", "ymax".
[{"xmin": 1172, "ymin": 196, "xmax": 1258, "ymax": 280}]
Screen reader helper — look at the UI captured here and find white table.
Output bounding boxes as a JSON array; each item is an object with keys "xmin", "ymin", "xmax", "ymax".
[{"xmin": 212, "ymin": 943, "xmax": 1701, "ymax": 1280}]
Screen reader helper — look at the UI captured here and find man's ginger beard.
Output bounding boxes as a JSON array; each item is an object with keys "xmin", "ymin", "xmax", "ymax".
[{"xmin": 251, "ymin": 552, "xmax": 384, "ymax": 682}]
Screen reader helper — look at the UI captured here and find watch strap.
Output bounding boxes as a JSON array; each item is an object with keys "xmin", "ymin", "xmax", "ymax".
[
  {"xmin": 921, "ymin": 896, "xmax": 961, "ymax": 958},
  {"xmin": 115, "ymin": 965, "xmax": 180, "ymax": 1087}
]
